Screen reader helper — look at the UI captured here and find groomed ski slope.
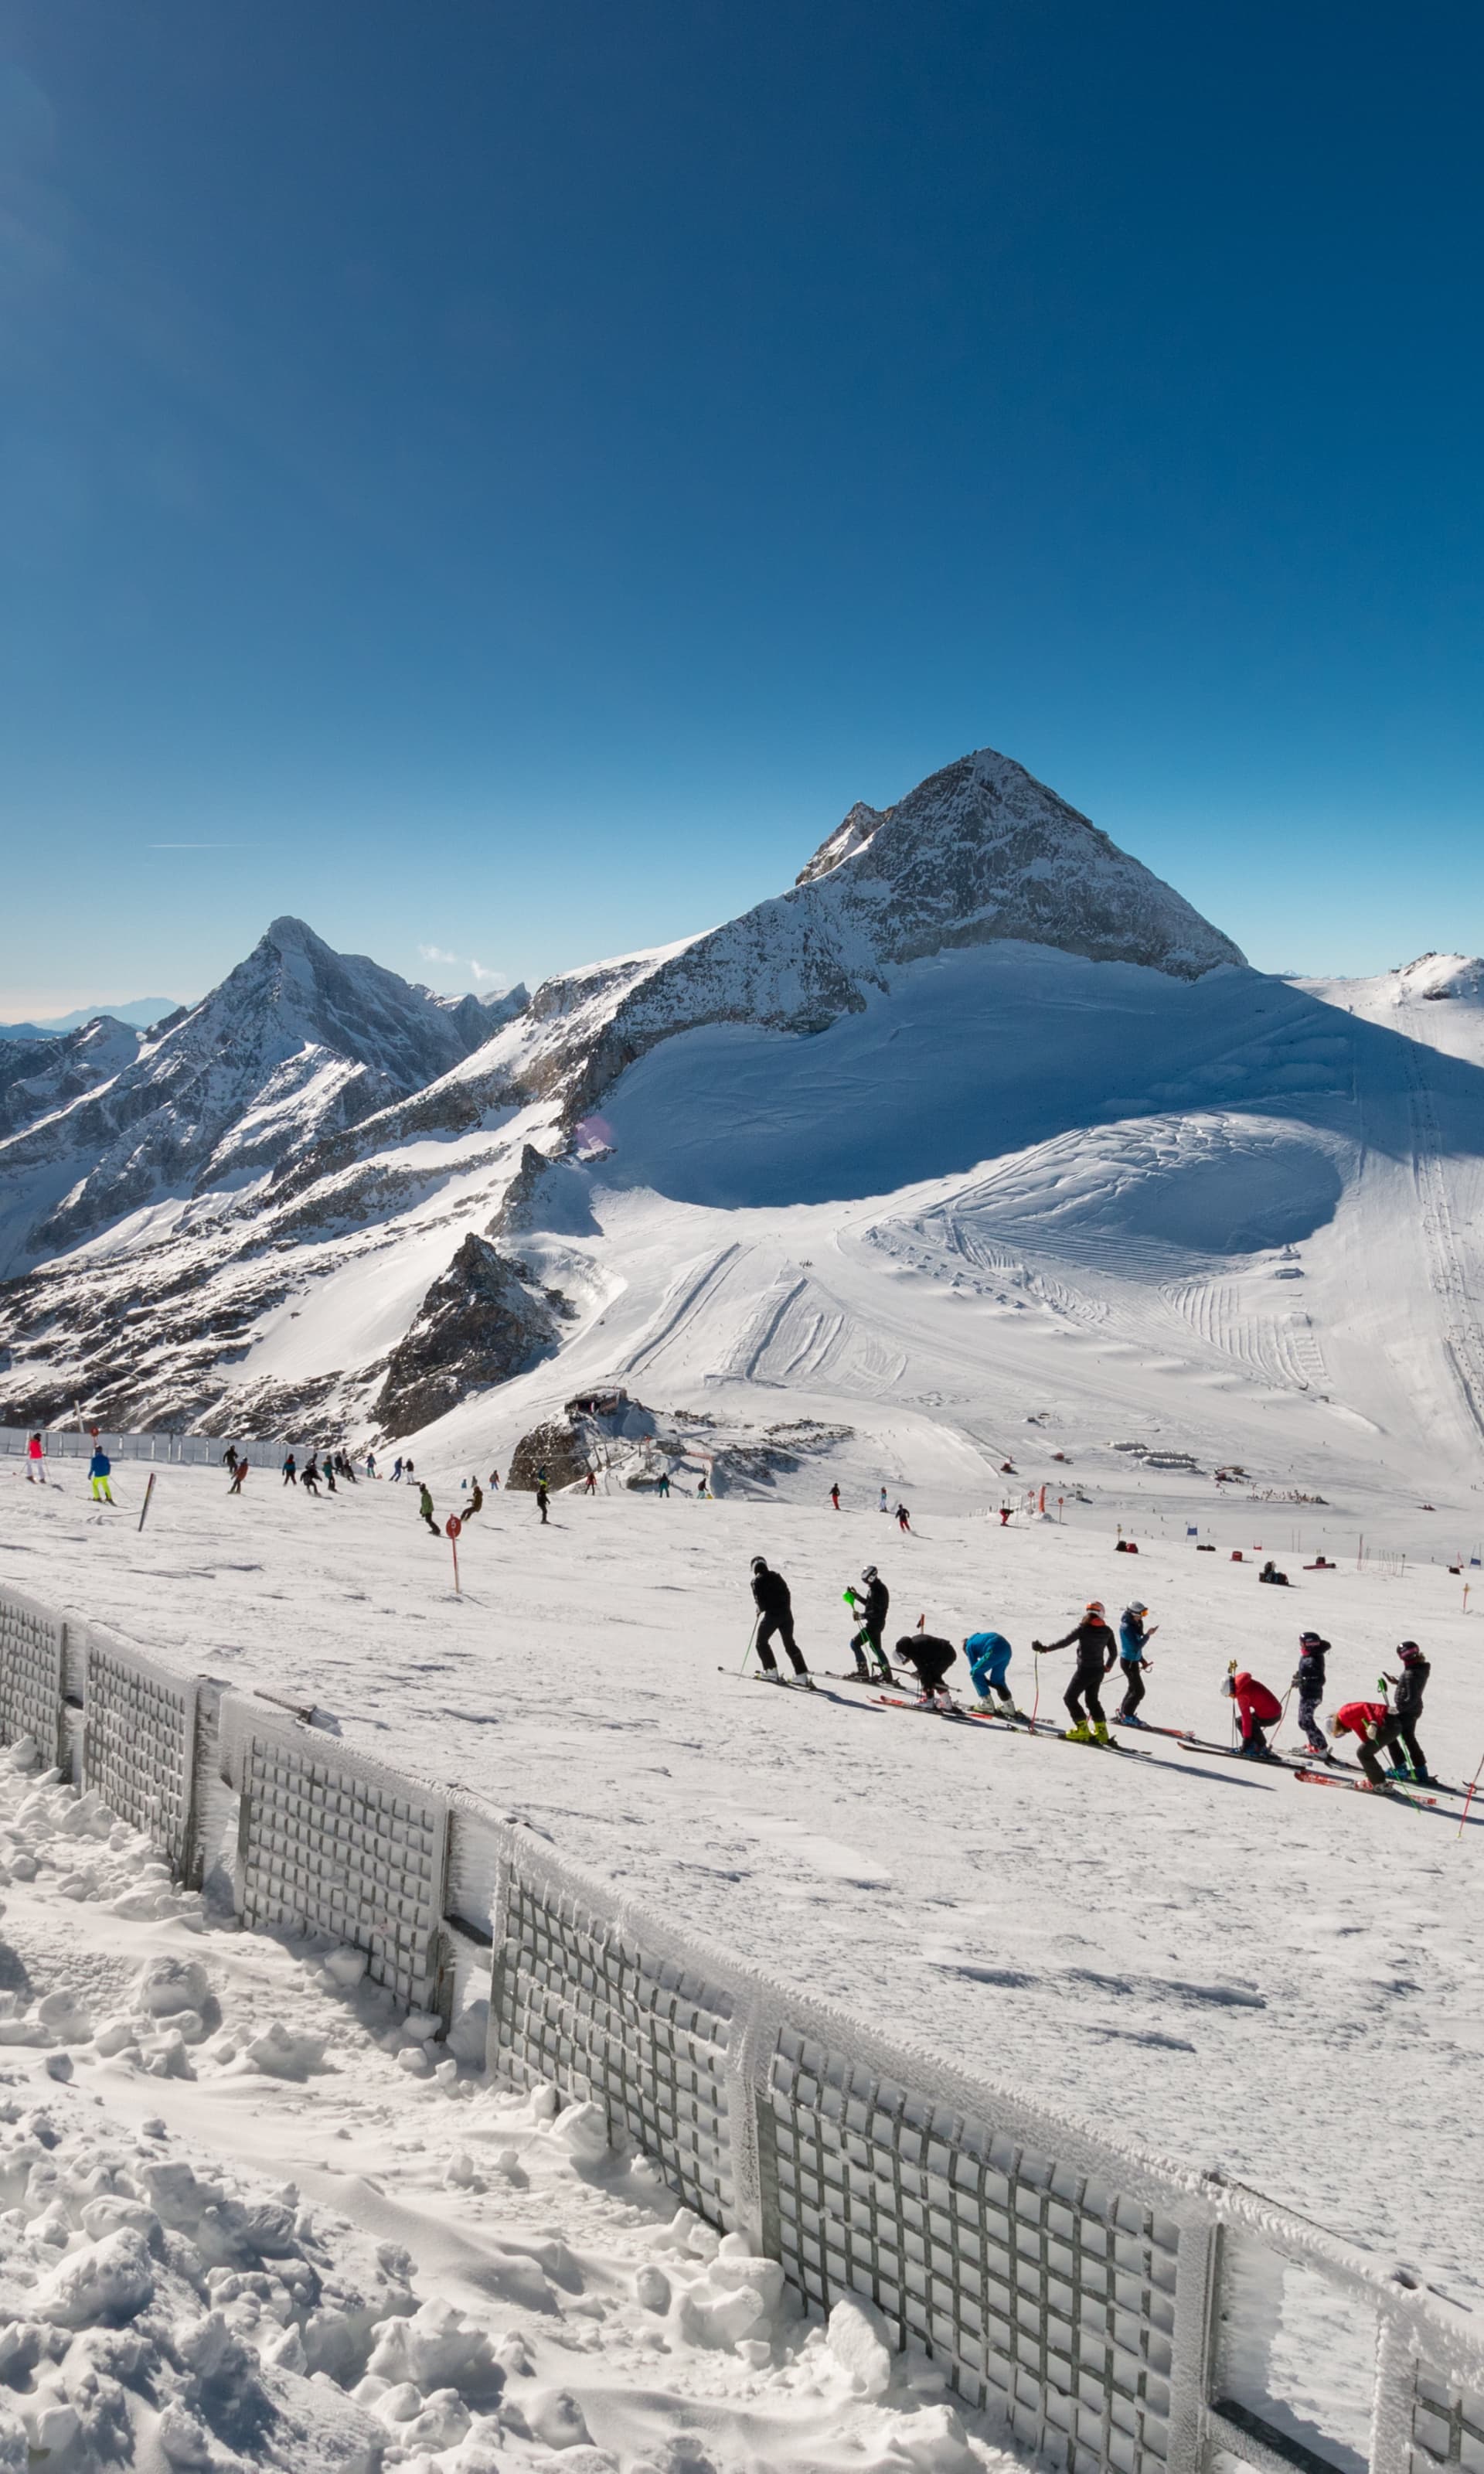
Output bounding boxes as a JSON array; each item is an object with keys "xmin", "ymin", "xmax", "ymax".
[{"xmin": 8, "ymin": 1460, "xmax": 1482, "ymax": 2310}]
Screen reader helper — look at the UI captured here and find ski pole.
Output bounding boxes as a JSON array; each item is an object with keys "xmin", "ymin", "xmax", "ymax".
[
  {"xmin": 137, "ymin": 1472, "xmax": 156, "ymax": 1535},
  {"xmin": 739, "ymin": 1617, "xmax": 759, "ymax": 1675},
  {"xmin": 1458, "ymin": 1750, "xmax": 1484, "ymax": 1839}
]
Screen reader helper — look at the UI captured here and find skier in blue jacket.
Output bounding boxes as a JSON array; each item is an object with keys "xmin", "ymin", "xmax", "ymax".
[
  {"xmin": 88, "ymin": 1447, "xmax": 115, "ymax": 1505},
  {"xmin": 964, "ymin": 1630, "xmax": 1019, "ymax": 1716},
  {"xmin": 1115, "ymin": 1602, "xmax": 1157, "ymax": 1724}
]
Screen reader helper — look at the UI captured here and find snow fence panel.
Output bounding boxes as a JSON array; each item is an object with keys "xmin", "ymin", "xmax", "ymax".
[
  {"xmin": 1210, "ymin": 2228, "xmax": 1375, "ymax": 2474},
  {"xmin": 80, "ymin": 1630, "xmax": 199, "ymax": 1871},
  {"xmin": 223, "ymin": 1702, "xmax": 449, "ymax": 2010},
  {"xmin": 1409, "ymin": 2364, "xmax": 1484, "ymax": 2474},
  {"xmin": 0, "ymin": 1586, "xmax": 66, "ymax": 1770},
  {"xmin": 492, "ymin": 1855, "xmax": 737, "ymax": 2229}
]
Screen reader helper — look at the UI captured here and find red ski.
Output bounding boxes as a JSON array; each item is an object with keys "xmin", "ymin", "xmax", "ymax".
[{"xmin": 1295, "ymin": 1767, "xmax": 1436, "ymax": 1808}]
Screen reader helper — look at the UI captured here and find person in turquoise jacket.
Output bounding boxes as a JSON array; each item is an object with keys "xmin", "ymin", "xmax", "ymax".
[{"xmin": 964, "ymin": 1630, "xmax": 1019, "ymax": 1716}]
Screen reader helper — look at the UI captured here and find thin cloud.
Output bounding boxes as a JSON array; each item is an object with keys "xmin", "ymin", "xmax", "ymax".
[
  {"xmin": 418, "ymin": 943, "xmax": 507, "ymax": 990},
  {"xmin": 148, "ymin": 841, "xmax": 229, "ymax": 849}
]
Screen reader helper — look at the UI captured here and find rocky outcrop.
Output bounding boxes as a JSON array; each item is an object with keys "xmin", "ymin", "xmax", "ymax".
[
  {"xmin": 373, "ymin": 1235, "xmax": 558, "ymax": 1439},
  {"xmin": 506, "ymin": 1419, "xmax": 591, "ymax": 1492}
]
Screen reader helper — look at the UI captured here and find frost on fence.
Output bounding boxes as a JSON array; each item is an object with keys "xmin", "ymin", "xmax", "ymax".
[
  {"xmin": 0, "ymin": 1590, "xmax": 65, "ymax": 1770},
  {"xmin": 237, "ymin": 1732, "xmax": 445, "ymax": 2009},
  {"xmin": 1411, "ymin": 2365, "xmax": 1484, "ymax": 2474},
  {"xmin": 492, "ymin": 1870, "xmax": 736, "ymax": 2227},
  {"xmin": 83, "ymin": 1638, "xmax": 196, "ymax": 1869},
  {"xmin": 764, "ymin": 2025, "xmax": 1176, "ymax": 2474}
]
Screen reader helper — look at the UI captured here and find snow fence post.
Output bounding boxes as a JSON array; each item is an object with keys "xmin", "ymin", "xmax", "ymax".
[{"xmin": 1166, "ymin": 2211, "xmax": 1218, "ymax": 2474}]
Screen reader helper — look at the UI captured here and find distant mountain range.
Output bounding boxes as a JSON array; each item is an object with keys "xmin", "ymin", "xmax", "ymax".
[
  {"xmin": 2, "ymin": 745, "xmax": 1480, "ymax": 1531},
  {"xmin": 0, "ymin": 1000, "xmax": 182, "ymax": 1040}
]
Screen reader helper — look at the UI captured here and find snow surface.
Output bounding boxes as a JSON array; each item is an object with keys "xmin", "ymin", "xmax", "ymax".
[
  {"xmin": 0, "ymin": 1731, "xmax": 1013, "ymax": 2474},
  {"xmin": 5, "ymin": 1459, "xmax": 1482, "ymax": 2316}
]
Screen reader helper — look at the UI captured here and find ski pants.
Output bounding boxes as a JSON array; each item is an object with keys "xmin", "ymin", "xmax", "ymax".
[
  {"xmin": 1237, "ymin": 1710, "xmax": 1270, "ymax": 1754},
  {"xmin": 1388, "ymin": 1716, "xmax": 1427, "ymax": 1777},
  {"xmin": 968, "ymin": 1639, "xmax": 1013, "ymax": 1699},
  {"xmin": 90, "ymin": 1477, "xmax": 113, "ymax": 1503},
  {"xmin": 850, "ymin": 1621, "xmax": 891, "ymax": 1678},
  {"xmin": 283, "ymin": 1470, "xmax": 295, "ymax": 1484},
  {"xmin": 1116, "ymin": 1659, "xmax": 1145, "ymax": 1719},
  {"xmin": 756, "ymin": 1614, "xmax": 807, "ymax": 1678},
  {"xmin": 1297, "ymin": 1690, "xmax": 1328, "ymax": 1752},
  {"xmin": 1065, "ymin": 1668, "xmax": 1107, "ymax": 1726},
  {"xmin": 230, "ymin": 1471, "xmax": 247, "ymax": 1494},
  {"xmin": 420, "ymin": 1511, "xmax": 438, "ymax": 1535}
]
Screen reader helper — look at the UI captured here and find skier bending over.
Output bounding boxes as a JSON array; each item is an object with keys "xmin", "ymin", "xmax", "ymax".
[
  {"xmin": 465, "ymin": 1480, "xmax": 484, "ymax": 1518},
  {"xmin": 1222, "ymin": 1668, "xmax": 1283, "ymax": 1759},
  {"xmin": 88, "ymin": 1447, "xmax": 115, "ymax": 1505},
  {"xmin": 964, "ymin": 1629, "xmax": 1018, "ymax": 1716},
  {"xmin": 1381, "ymin": 1643, "xmax": 1431, "ymax": 1784},
  {"xmin": 1033, "ymin": 1602, "xmax": 1118, "ymax": 1743},
  {"xmin": 301, "ymin": 1457, "xmax": 322, "ymax": 1498},
  {"xmin": 895, "ymin": 1631, "xmax": 957, "ymax": 1708},
  {"xmin": 1115, "ymin": 1603, "xmax": 1157, "ymax": 1724},
  {"xmin": 844, "ymin": 1566, "xmax": 892, "ymax": 1683},
  {"xmin": 1328, "ymin": 1695, "xmax": 1402, "ymax": 1788},
  {"xmin": 750, "ymin": 1557, "xmax": 811, "ymax": 1684},
  {"xmin": 1293, "ymin": 1632, "xmax": 1330, "ymax": 1756},
  {"xmin": 418, "ymin": 1483, "xmax": 439, "ymax": 1537}
]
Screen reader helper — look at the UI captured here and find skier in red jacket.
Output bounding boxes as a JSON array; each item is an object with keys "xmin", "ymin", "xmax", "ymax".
[
  {"xmin": 1329, "ymin": 1698, "xmax": 1396, "ymax": 1789},
  {"xmin": 1222, "ymin": 1668, "xmax": 1284, "ymax": 1759}
]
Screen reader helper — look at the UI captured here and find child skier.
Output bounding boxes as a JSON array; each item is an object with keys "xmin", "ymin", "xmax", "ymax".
[
  {"xmin": 1381, "ymin": 1643, "xmax": 1432, "ymax": 1784},
  {"xmin": 844, "ymin": 1566, "xmax": 892, "ymax": 1682},
  {"xmin": 963, "ymin": 1630, "xmax": 1019, "ymax": 1716},
  {"xmin": 1115, "ymin": 1603, "xmax": 1156, "ymax": 1723},
  {"xmin": 1328, "ymin": 1696, "xmax": 1399, "ymax": 1788},
  {"xmin": 87, "ymin": 1445, "xmax": 114, "ymax": 1505},
  {"xmin": 1292, "ymin": 1632, "xmax": 1330, "ymax": 1756},
  {"xmin": 1033, "ymin": 1603, "xmax": 1118, "ymax": 1743},
  {"xmin": 1223, "ymin": 1668, "xmax": 1284, "ymax": 1758}
]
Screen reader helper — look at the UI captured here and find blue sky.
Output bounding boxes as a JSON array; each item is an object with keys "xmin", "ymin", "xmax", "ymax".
[{"xmin": 2, "ymin": 0, "xmax": 1481, "ymax": 1017}]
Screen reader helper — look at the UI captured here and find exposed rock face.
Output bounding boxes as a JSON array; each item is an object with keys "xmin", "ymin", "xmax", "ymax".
[
  {"xmin": 0, "ymin": 1017, "xmax": 146, "ymax": 1143},
  {"xmin": 374, "ymin": 1235, "xmax": 558, "ymax": 1438},
  {"xmin": 506, "ymin": 1419, "xmax": 590, "ymax": 1493},
  {"xmin": 488, "ymin": 1144, "xmax": 600, "ymax": 1239}
]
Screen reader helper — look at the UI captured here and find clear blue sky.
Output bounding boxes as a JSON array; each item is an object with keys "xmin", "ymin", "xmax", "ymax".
[{"xmin": 2, "ymin": 0, "xmax": 1481, "ymax": 1017}]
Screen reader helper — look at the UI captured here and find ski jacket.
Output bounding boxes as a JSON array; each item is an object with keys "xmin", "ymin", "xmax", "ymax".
[
  {"xmin": 88, "ymin": 1451, "xmax": 110, "ymax": 1477},
  {"xmin": 1231, "ymin": 1672, "xmax": 1283, "ymax": 1725},
  {"xmin": 965, "ymin": 1631, "xmax": 1011, "ymax": 1661},
  {"xmin": 897, "ymin": 1632, "xmax": 956, "ymax": 1675},
  {"xmin": 1392, "ymin": 1659, "xmax": 1430, "ymax": 1717},
  {"xmin": 1333, "ymin": 1699, "xmax": 1388, "ymax": 1742},
  {"xmin": 751, "ymin": 1566, "xmax": 792, "ymax": 1620},
  {"xmin": 1295, "ymin": 1639, "xmax": 1329, "ymax": 1695},
  {"xmin": 418, "ymin": 1487, "xmax": 434, "ymax": 1517},
  {"xmin": 1118, "ymin": 1612, "xmax": 1150, "ymax": 1664},
  {"xmin": 857, "ymin": 1576, "xmax": 889, "ymax": 1631},
  {"xmin": 1043, "ymin": 1617, "xmax": 1118, "ymax": 1677},
  {"xmin": 26, "ymin": 1439, "xmax": 43, "ymax": 1461}
]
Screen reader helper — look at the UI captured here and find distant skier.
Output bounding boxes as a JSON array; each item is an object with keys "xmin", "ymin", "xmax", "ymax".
[
  {"xmin": 26, "ymin": 1433, "xmax": 46, "ymax": 1485},
  {"xmin": 895, "ymin": 1631, "xmax": 957, "ymax": 1708},
  {"xmin": 998, "ymin": 1504, "xmax": 1012, "ymax": 1526},
  {"xmin": 877, "ymin": 1487, "xmax": 888, "ymax": 1515},
  {"xmin": 1115, "ymin": 1603, "xmax": 1157, "ymax": 1725},
  {"xmin": 1293, "ymin": 1632, "xmax": 1330, "ymax": 1756},
  {"xmin": 223, "ymin": 1446, "xmax": 238, "ymax": 1472},
  {"xmin": 229, "ymin": 1457, "xmax": 249, "ymax": 1496},
  {"xmin": 749, "ymin": 1556, "xmax": 811, "ymax": 1682},
  {"xmin": 1258, "ymin": 1559, "xmax": 1291, "ymax": 1587},
  {"xmin": 844, "ymin": 1566, "xmax": 892, "ymax": 1683},
  {"xmin": 88, "ymin": 1446, "xmax": 115, "ymax": 1505},
  {"xmin": 405, "ymin": 1459, "xmax": 416, "ymax": 1481},
  {"xmin": 1223, "ymin": 1668, "xmax": 1284, "ymax": 1759},
  {"xmin": 391, "ymin": 1457, "xmax": 403, "ymax": 1483},
  {"xmin": 1033, "ymin": 1602, "xmax": 1118, "ymax": 1743},
  {"xmin": 418, "ymin": 1482, "xmax": 439, "ymax": 1536},
  {"xmin": 829, "ymin": 1483, "xmax": 841, "ymax": 1511},
  {"xmin": 1327, "ymin": 1695, "xmax": 1399, "ymax": 1788},
  {"xmin": 488, "ymin": 1468, "xmax": 500, "ymax": 1490},
  {"xmin": 1382, "ymin": 1643, "xmax": 1431, "ymax": 1784},
  {"xmin": 301, "ymin": 1457, "xmax": 322, "ymax": 1497},
  {"xmin": 323, "ymin": 1459, "xmax": 337, "ymax": 1494},
  {"xmin": 894, "ymin": 1503, "xmax": 912, "ymax": 1534},
  {"xmin": 583, "ymin": 1467, "xmax": 597, "ymax": 1495},
  {"xmin": 465, "ymin": 1480, "xmax": 484, "ymax": 1518},
  {"xmin": 964, "ymin": 1629, "xmax": 1018, "ymax": 1716},
  {"xmin": 281, "ymin": 1453, "xmax": 297, "ymax": 1487},
  {"xmin": 536, "ymin": 1480, "xmax": 550, "ymax": 1525},
  {"xmin": 365, "ymin": 1452, "xmax": 377, "ymax": 1478},
  {"xmin": 656, "ymin": 1470, "xmax": 671, "ymax": 1498}
]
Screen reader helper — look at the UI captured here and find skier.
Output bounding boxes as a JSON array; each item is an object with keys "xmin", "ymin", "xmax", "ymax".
[
  {"xmin": 301, "ymin": 1457, "xmax": 322, "ymax": 1497},
  {"xmin": 223, "ymin": 1446, "xmax": 238, "ymax": 1473},
  {"xmin": 894, "ymin": 1503, "xmax": 912, "ymax": 1534},
  {"xmin": 88, "ymin": 1445, "xmax": 115, "ymax": 1505},
  {"xmin": 1327, "ymin": 1695, "xmax": 1400, "ymax": 1788},
  {"xmin": 829, "ymin": 1484, "xmax": 841, "ymax": 1511},
  {"xmin": 964, "ymin": 1629, "xmax": 1019, "ymax": 1716},
  {"xmin": 324, "ymin": 1459, "xmax": 337, "ymax": 1494},
  {"xmin": 26, "ymin": 1433, "xmax": 45, "ymax": 1484},
  {"xmin": 365, "ymin": 1452, "xmax": 377, "ymax": 1478},
  {"xmin": 583, "ymin": 1467, "xmax": 597, "ymax": 1495},
  {"xmin": 749, "ymin": 1556, "xmax": 811, "ymax": 1682},
  {"xmin": 488, "ymin": 1468, "xmax": 500, "ymax": 1489},
  {"xmin": 656, "ymin": 1470, "xmax": 670, "ymax": 1498},
  {"xmin": 465, "ymin": 1479, "xmax": 484, "ymax": 1518},
  {"xmin": 1222, "ymin": 1668, "xmax": 1284, "ymax": 1759},
  {"xmin": 1032, "ymin": 1602, "xmax": 1118, "ymax": 1743},
  {"xmin": 998, "ymin": 1504, "xmax": 1012, "ymax": 1527},
  {"xmin": 844, "ymin": 1566, "xmax": 892, "ymax": 1683},
  {"xmin": 536, "ymin": 1480, "xmax": 550, "ymax": 1525},
  {"xmin": 1115, "ymin": 1603, "xmax": 1157, "ymax": 1725},
  {"xmin": 877, "ymin": 1487, "xmax": 888, "ymax": 1515},
  {"xmin": 1292, "ymin": 1632, "xmax": 1330, "ymax": 1757},
  {"xmin": 418, "ymin": 1482, "xmax": 439, "ymax": 1537},
  {"xmin": 894, "ymin": 1631, "xmax": 958, "ymax": 1708},
  {"xmin": 229, "ymin": 1457, "xmax": 249, "ymax": 1496},
  {"xmin": 391, "ymin": 1457, "xmax": 404, "ymax": 1483},
  {"xmin": 281, "ymin": 1453, "xmax": 297, "ymax": 1487},
  {"xmin": 1258, "ymin": 1559, "xmax": 1291, "ymax": 1587},
  {"xmin": 1381, "ymin": 1643, "xmax": 1431, "ymax": 1784},
  {"xmin": 405, "ymin": 1459, "xmax": 416, "ymax": 1481}
]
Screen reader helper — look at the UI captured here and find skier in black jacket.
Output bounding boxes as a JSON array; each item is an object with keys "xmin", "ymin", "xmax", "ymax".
[
  {"xmin": 894, "ymin": 1632, "xmax": 957, "ymax": 1706},
  {"xmin": 1382, "ymin": 1642, "xmax": 1431, "ymax": 1783},
  {"xmin": 1293, "ymin": 1632, "xmax": 1330, "ymax": 1757},
  {"xmin": 750, "ymin": 1558, "xmax": 812, "ymax": 1684},
  {"xmin": 1033, "ymin": 1601, "xmax": 1118, "ymax": 1743},
  {"xmin": 845, "ymin": 1566, "xmax": 892, "ymax": 1683}
]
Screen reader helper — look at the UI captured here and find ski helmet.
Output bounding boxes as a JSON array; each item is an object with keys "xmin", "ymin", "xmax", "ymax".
[
  {"xmin": 1299, "ymin": 1630, "xmax": 1323, "ymax": 1645},
  {"xmin": 1126, "ymin": 1602, "xmax": 1147, "ymax": 1617},
  {"xmin": 861, "ymin": 1565, "xmax": 878, "ymax": 1584},
  {"xmin": 1086, "ymin": 1600, "xmax": 1105, "ymax": 1615},
  {"xmin": 1220, "ymin": 1674, "xmax": 1236, "ymax": 1698},
  {"xmin": 1398, "ymin": 1641, "xmax": 1424, "ymax": 1661},
  {"xmin": 751, "ymin": 1555, "xmax": 768, "ymax": 1573}
]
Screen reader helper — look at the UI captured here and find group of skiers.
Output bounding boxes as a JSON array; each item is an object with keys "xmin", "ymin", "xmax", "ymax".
[{"xmin": 745, "ymin": 1559, "xmax": 1436, "ymax": 1788}]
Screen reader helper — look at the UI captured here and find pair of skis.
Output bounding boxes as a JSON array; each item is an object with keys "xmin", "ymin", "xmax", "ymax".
[{"xmin": 1293, "ymin": 1767, "xmax": 1437, "ymax": 1809}]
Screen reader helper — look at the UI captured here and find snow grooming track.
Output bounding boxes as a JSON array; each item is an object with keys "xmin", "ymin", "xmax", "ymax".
[
  {"xmin": 1400, "ymin": 991, "xmax": 1484, "ymax": 1440},
  {"xmin": 619, "ymin": 1239, "xmax": 742, "ymax": 1378}
]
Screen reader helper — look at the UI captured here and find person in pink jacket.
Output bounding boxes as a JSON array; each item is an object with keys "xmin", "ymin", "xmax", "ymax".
[{"xmin": 26, "ymin": 1433, "xmax": 45, "ymax": 1485}]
